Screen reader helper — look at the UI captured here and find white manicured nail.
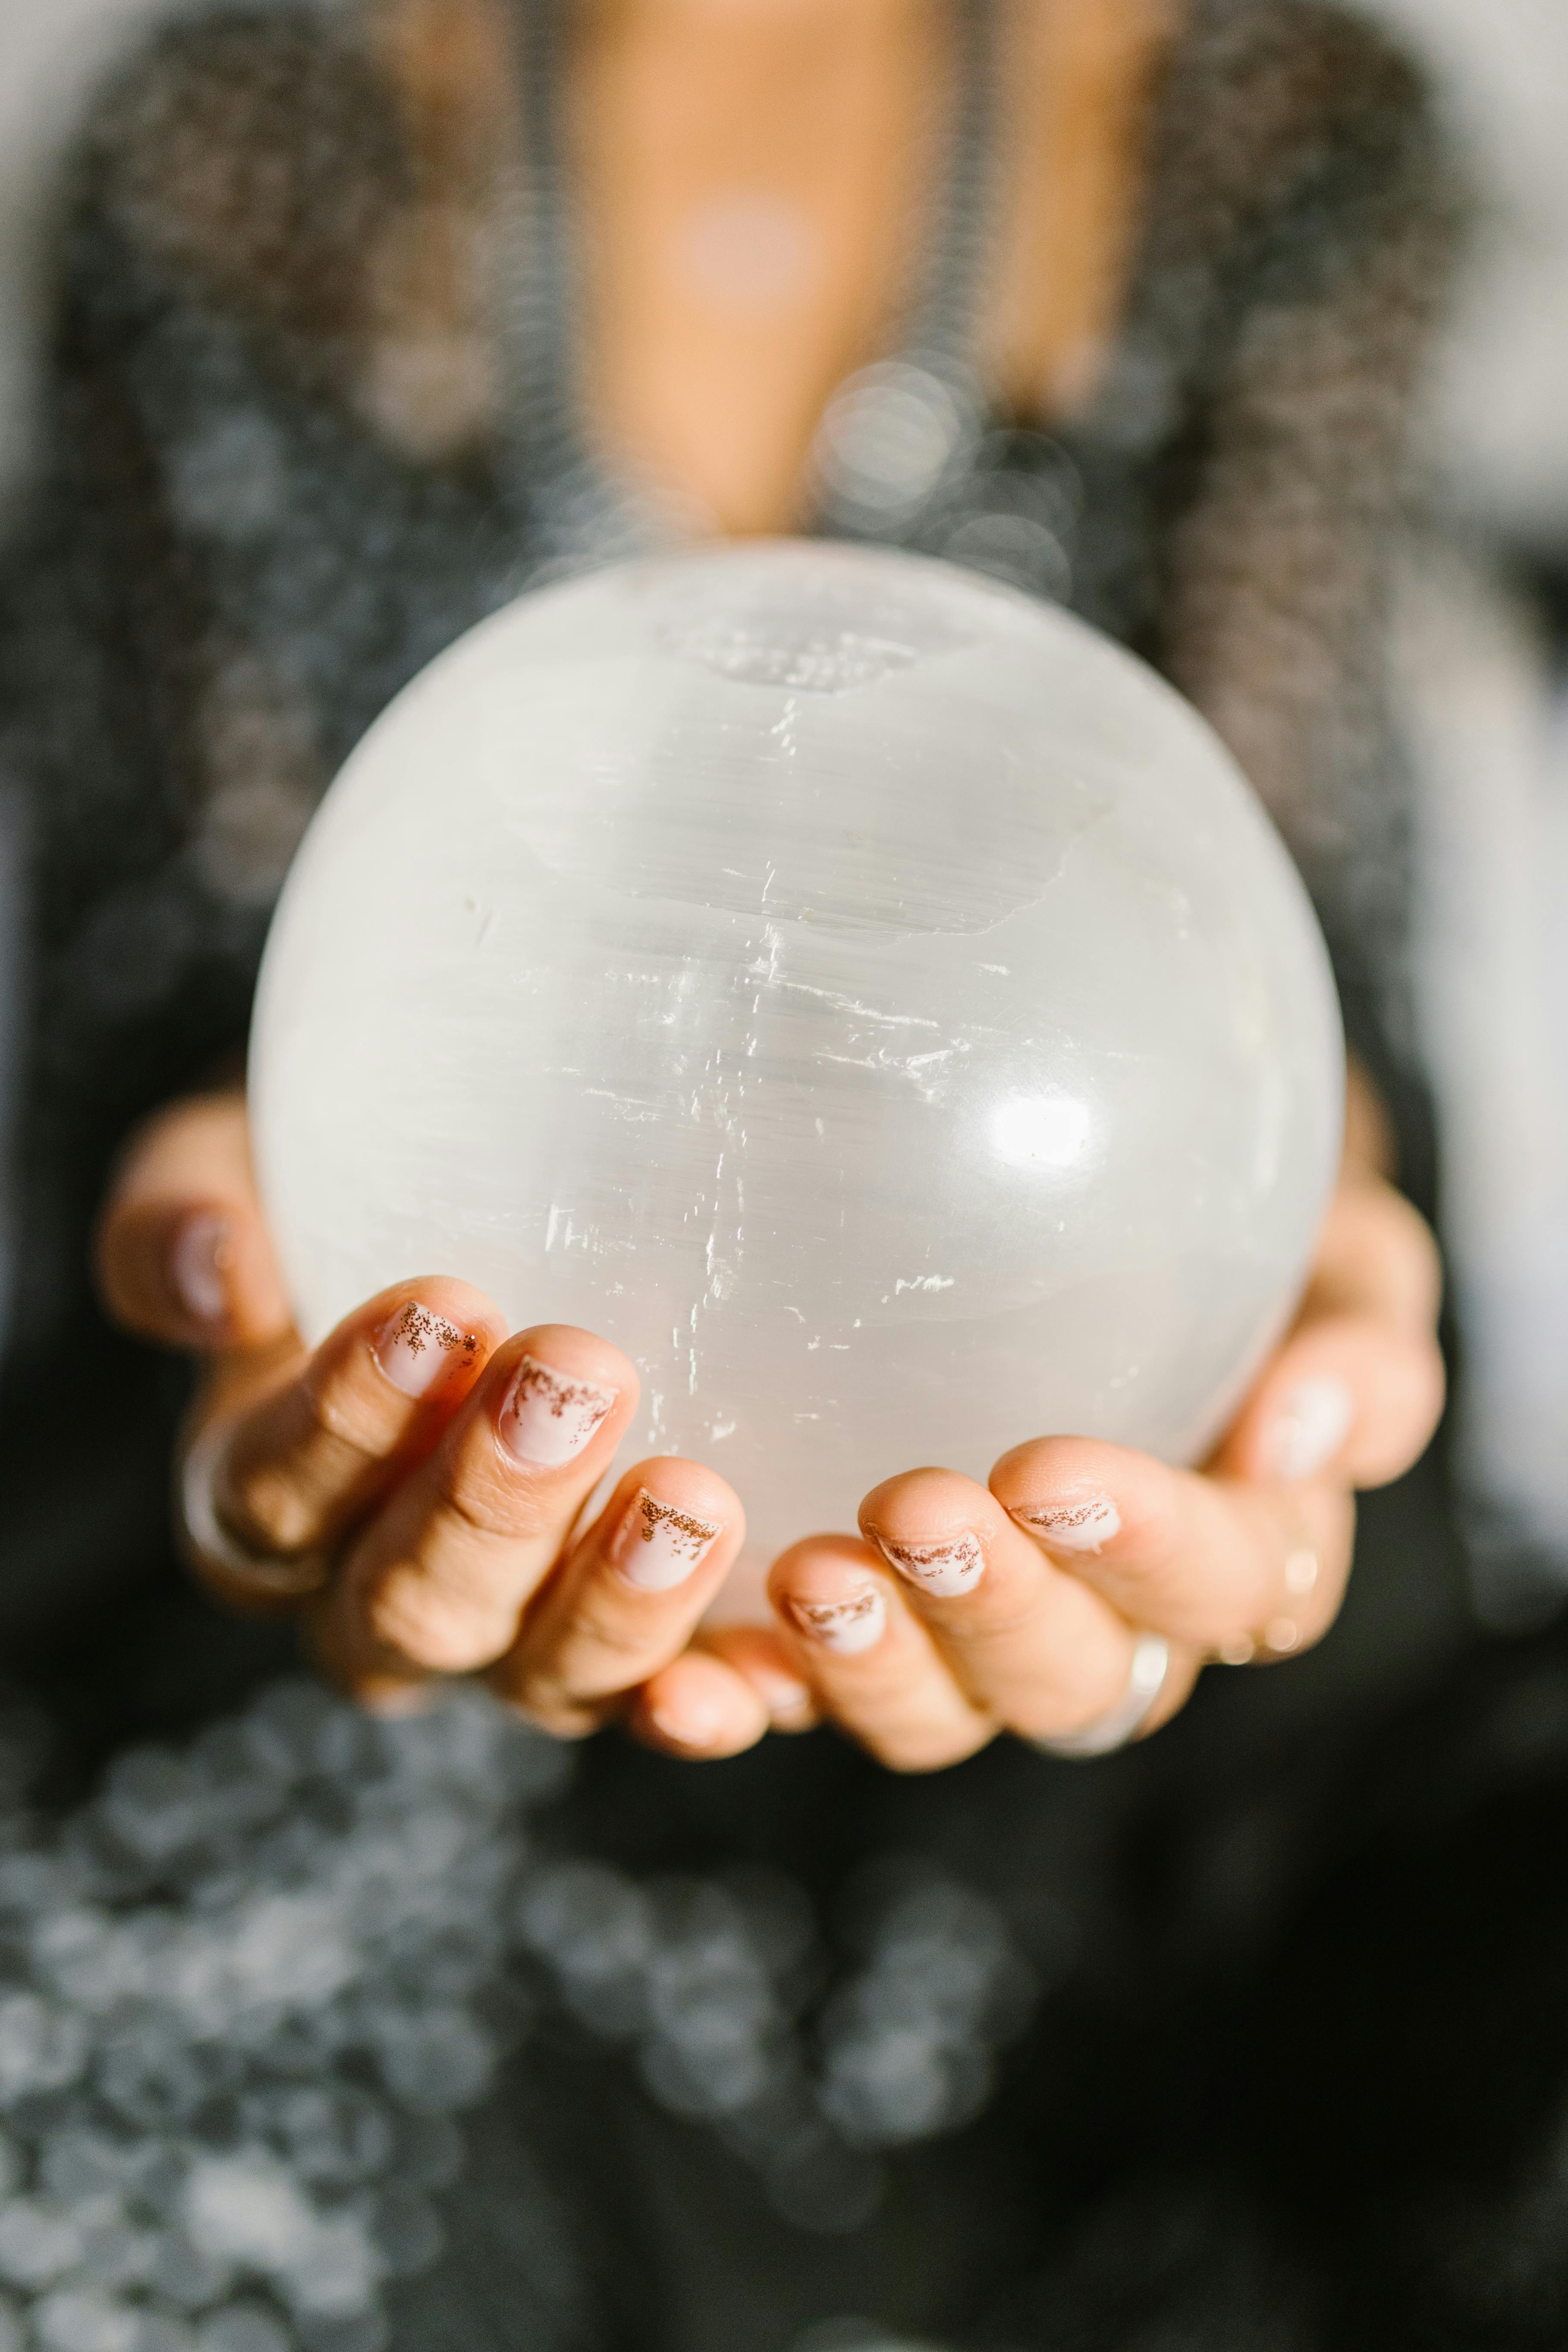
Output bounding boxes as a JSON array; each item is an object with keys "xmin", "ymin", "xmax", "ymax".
[
  {"xmin": 613, "ymin": 1489, "xmax": 722, "ymax": 1591},
  {"xmin": 373, "ymin": 1301, "xmax": 481, "ymax": 1399},
  {"xmin": 789, "ymin": 1588, "xmax": 886, "ymax": 1654},
  {"xmin": 499, "ymin": 1355, "xmax": 616, "ymax": 1466},
  {"xmin": 1010, "ymin": 1494, "xmax": 1121, "ymax": 1553},
  {"xmin": 1268, "ymin": 1377, "xmax": 1354, "ymax": 1481},
  {"xmin": 170, "ymin": 1210, "xmax": 232, "ymax": 1327},
  {"xmin": 871, "ymin": 1531, "xmax": 984, "ymax": 1597}
]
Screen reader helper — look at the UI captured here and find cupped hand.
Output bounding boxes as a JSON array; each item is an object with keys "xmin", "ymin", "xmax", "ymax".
[
  {"xmin": 762, "ymin": 1073, "xmax": 1446, "ymax": 1770},
  {"xmin": 95, "ymin": 1088, "xmax": 804, "ymax": 1751},
  {"xmin": 99, "ymin": 1076, "xmax": 1444, "ymax": 1774}
]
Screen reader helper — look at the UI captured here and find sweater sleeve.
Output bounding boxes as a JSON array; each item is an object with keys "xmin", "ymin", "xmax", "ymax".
[
  {"xmin": 1113, "ymin": 0, "xmax": 1464, "ymax": 1040},
  {"xmin": 0, "ymin": 10, "xmax": 413, "ymax": 1352}
]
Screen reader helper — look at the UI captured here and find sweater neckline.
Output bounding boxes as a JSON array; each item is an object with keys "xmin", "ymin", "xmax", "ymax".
[{"xmin": 495, "ymin": 0, "xmax": 1008, "ymax": 572}]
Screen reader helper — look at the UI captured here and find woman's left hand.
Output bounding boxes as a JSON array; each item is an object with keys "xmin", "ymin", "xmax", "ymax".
[{"xmin": 735, "ymin": 1080, "xmax": 1445, "ymax": 1771}]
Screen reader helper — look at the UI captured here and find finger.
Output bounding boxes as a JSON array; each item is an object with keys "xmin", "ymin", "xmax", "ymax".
[
  {"xmin": 96, "ymin": 1089, "xmax": 291, "ymax": 1349},
  {"xmin": 488, "ymin": 1457, "xmax": 745, "ymax": 1733},
  {"xmin": 856, "ymin": 1465, "xmax": 1193, "ymax": 1742},
  {"xmin": 314, "ymin": 1325, "xmax": 639, "ymax": 1687},
  {"xmin": 1342, "ymin": 1057, "xmax": 1396, "ymax": 1180},
  {"xmin": 990, "ymin": 1437, "xmax": 1356, "ymax": 1657},
  {"xmin": 768, "ymin": 1535, "xmax": 994, "ymax": 1773},
  {"xmin": 1214, "ymin": 1310, "xmax": 1445, "ymax": 1491},
  {"xmin": 1214, "ymin": 1176, "xmax": 1444, "ymax": 1489},
  {"xmin": 626, "ymin": 1649, "xmax": 773, "ymax": 1760},
  {"xmin": 699, "ymin": 1626, "xmax": 819, "ymax": 1732},
  {"xmin": 1301, "ymin": 1173, "xmax": 1442, "ymax": 1338},
  {"xmin": 187, "ymin": 1281, "xmax": 508, "ymax": 1605}
]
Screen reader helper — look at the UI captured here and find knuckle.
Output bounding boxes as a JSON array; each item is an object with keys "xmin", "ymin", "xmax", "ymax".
[
  {"xmin": 557, "ymin": 1595, "xmax": 661, "ymax": 1669},
  {"xmin": 218, "ymin": 1461, "xmax": 318, "ymax": 1557},
  {"xmin": 958, "ymin": 1593, "xmax": 1056, "ymax": 1645},
  {"xmin": 433, "ymin": 1452, "xmax": 547, "ymax": 1546},
  {"xmin": 502, "ymin": 1612, "xmax": 658, "ymax": 1717},
  {"xmin": 362, "ymin": 1569, "xmax": 515, "ymax": 1673},
  {"xmin": 307, "ymin": 1379, "xmax": 382, "ymax": 1457},
  {"xmin": 1122, "ymin": 1501, "xmax": 1185, "ymax": 1575}
]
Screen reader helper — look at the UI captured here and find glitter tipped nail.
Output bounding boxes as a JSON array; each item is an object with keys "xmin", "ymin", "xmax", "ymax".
[
  {"xmin": 499, "ymin": 1355, "xmax": 616, "ymax": 1467},
  {"xmin": 1010, "ymin": 1495, "xmax": 1121, "ymax": 1553},
  {"xmin": 789, "ymin": 1588, "xmax": 886, "ymax": 1654},
  {"xmin": 871, "ymin": 1531, "xmax": 984, "ymax": 1597},
  {"xmin": 373, "ymin": 1301, "xmax": 481, "ymax": 1399},
  {"xmin": 613, "ymin": 1490, "xmax": 723, "ymax": 1591},
  {"xmin": 170, "ymin": 1210, "xmax": 233, "ymax": 1328}
]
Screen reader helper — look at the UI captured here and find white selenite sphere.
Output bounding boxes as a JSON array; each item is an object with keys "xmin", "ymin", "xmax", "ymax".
[{"xmin": 251, "ymin": 541, "xmax": 1343, "ymax": 1569}]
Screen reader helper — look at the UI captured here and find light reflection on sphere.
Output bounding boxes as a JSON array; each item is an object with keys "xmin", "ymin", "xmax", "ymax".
[{"xmin": 251, "ymin": 542, "xmax": 1342, "ymax": 1566}]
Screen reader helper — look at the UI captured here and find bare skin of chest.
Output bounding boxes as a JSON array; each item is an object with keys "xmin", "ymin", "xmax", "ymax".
[{"xmin": 373, "ymin": 0, "xmax": 1173, "ymax": 533}]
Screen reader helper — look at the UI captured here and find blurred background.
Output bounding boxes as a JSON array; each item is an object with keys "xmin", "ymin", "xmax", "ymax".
[{"xmin": 0, "ymin": 0, "xmax": 1565, "ymax": 1618}]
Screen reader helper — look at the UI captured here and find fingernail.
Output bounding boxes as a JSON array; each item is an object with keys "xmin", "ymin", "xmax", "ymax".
[
  {"xmin": 170, "ymin": 1210, "xmax": 233, "ymax": 1328},
  {"xmin": 1009, "ymin": 1494, "xmax": 1121, "ymax": 1553},
  {"xmin": 870, "ymin": 1531, "xmax": 984, "ymax": 1597},
  {"xmin": 613, "ymin": 1489, "xmax": 723, "ymax": 1591},
  {"xmin": 789, "ymin": 1588, "xmax": 886, "ymax": 1653},
  {"xmin": 499, "ymin": 1354, "xmax": 617, "ymax": 1467},
  {"xmin": 373, "ymin": 1301, "xmax": 482, "ymax": 1399},
  {"xmin": 1267, "ymin": 1377, "xmax": 1354, "ymax": 1481}
]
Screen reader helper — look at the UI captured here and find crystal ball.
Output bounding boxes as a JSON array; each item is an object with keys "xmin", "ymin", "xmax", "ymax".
[{"xmin": 251, "ymin": 542, "xmax": 1342, "ymax": 1566}]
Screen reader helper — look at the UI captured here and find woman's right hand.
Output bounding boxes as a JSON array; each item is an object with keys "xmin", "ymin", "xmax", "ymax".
[{"xmin": 95, "ymin": 1088, "xmax": 802, "ymax": 1750}]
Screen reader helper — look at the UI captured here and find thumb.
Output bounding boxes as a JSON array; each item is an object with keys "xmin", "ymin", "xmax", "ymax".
[{"xmin": 95, "ymin": 1088, "xmax": 293, "ymax": 1351}]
